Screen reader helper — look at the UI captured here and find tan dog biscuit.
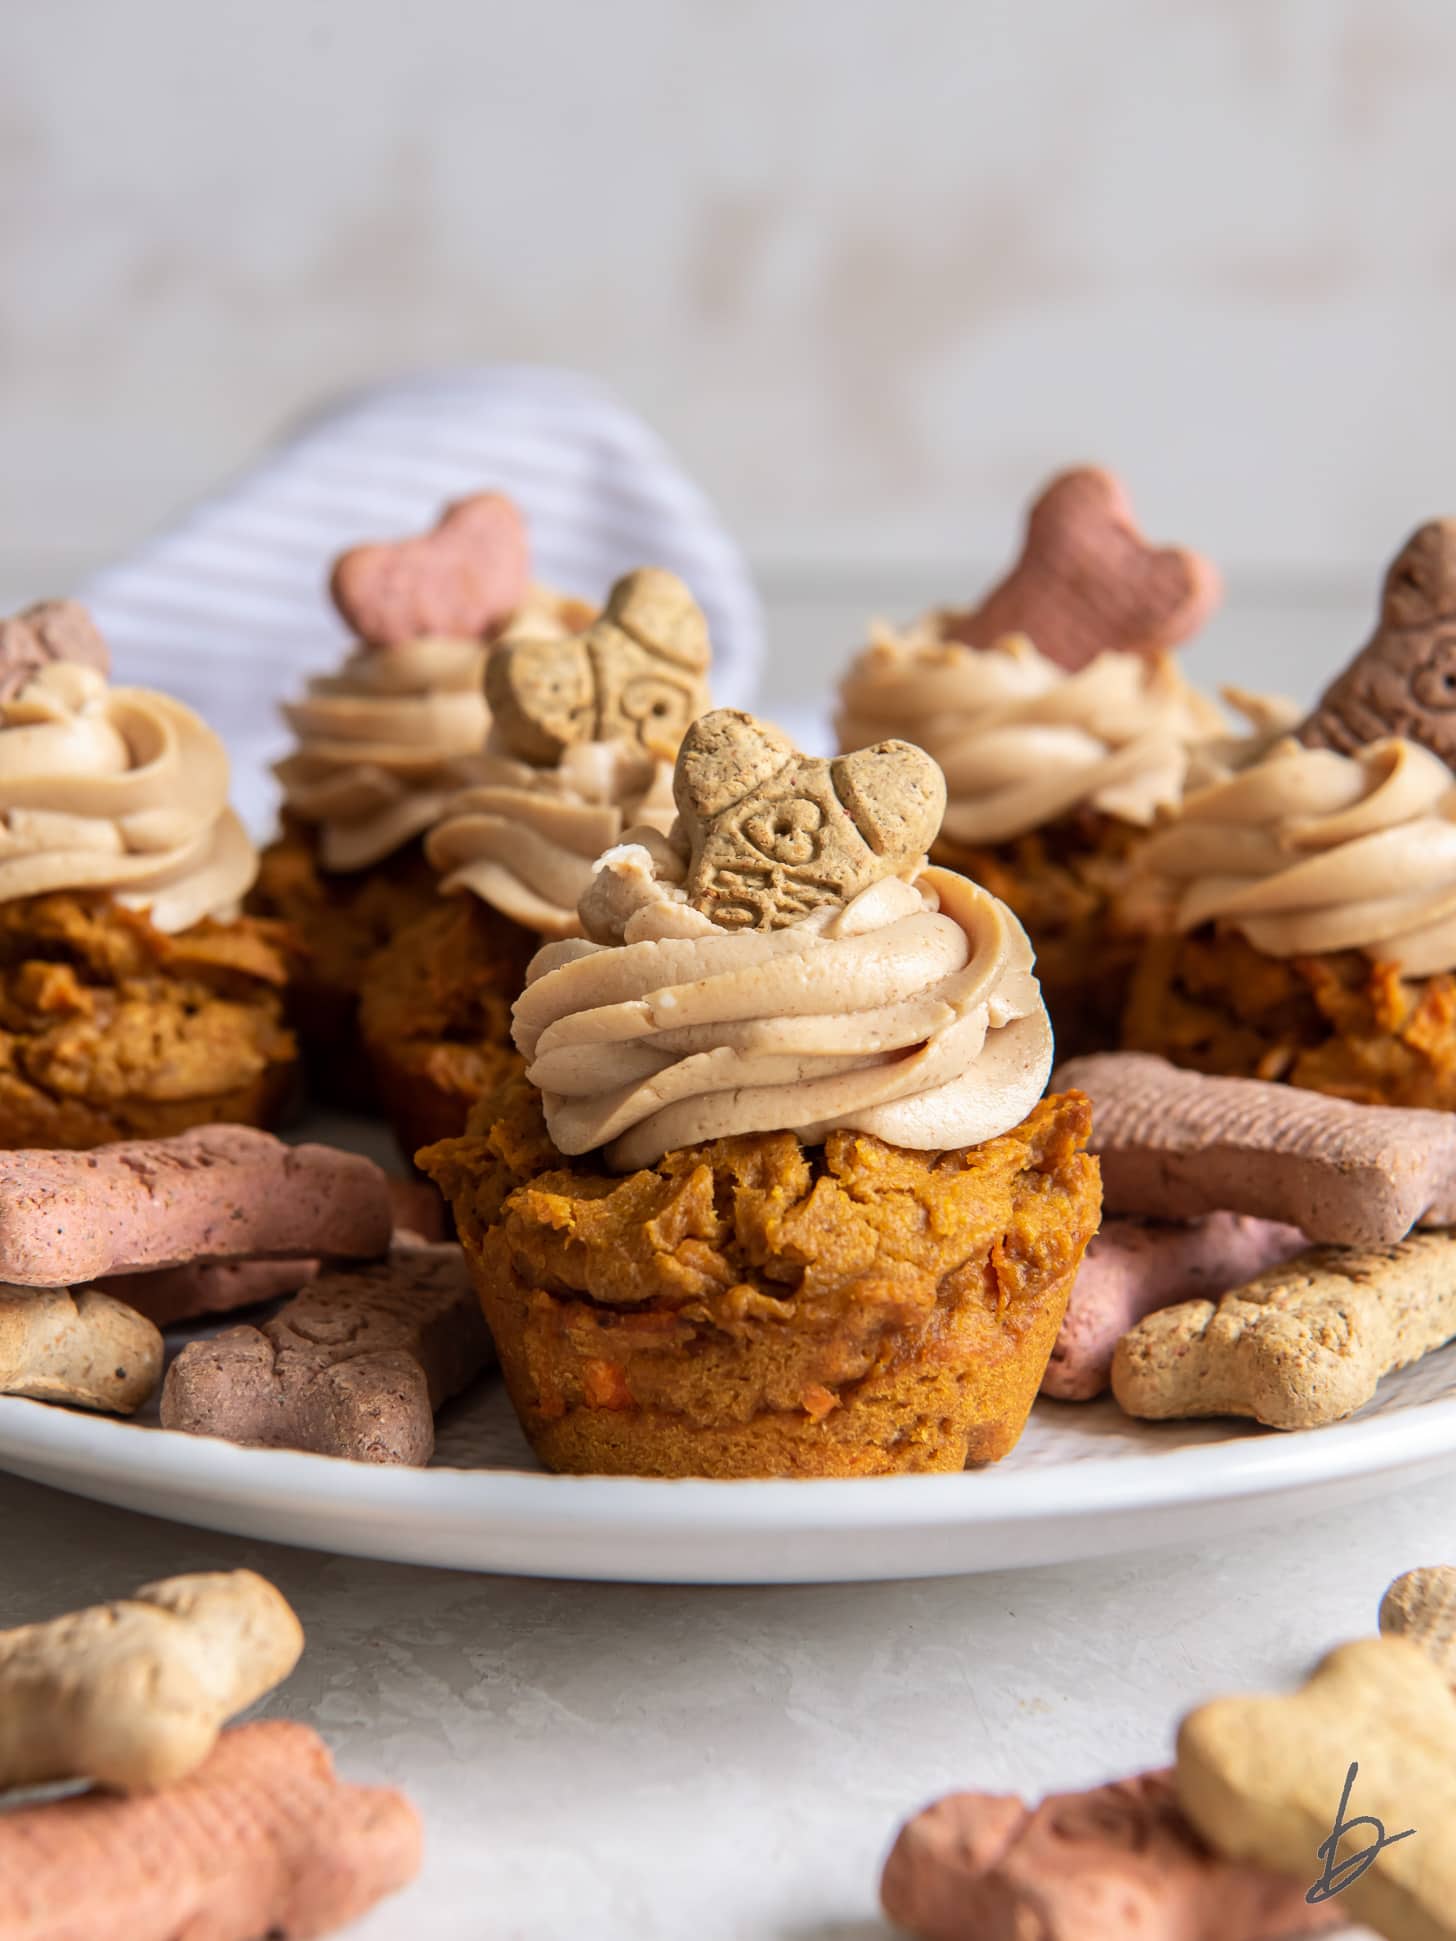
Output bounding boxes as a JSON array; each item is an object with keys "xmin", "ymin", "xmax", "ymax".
[
  {"xmin": 161, "ymin": 1244, "xmax": 491, "ymax": 1463},
  {"xmin": 672, "ymin": 708, "xmax": 946, "ymax": 930},
  {"xmin": 882, "ymin": 1771, "xmax": 1340, "ymax": 1941},
  {"xmin": 0, "ymin": 1285, "xmax": 162, "ymax": 1413},
  {"xmin": 1302, "ymin": 520, "xmax": 1456, "ymax": 764},
  {"xmin": 0, "ymin": 598, "xmax": 111, "ymax": 702},
  {"xmin": 100, "ymin": 1257, "xmax": 320, "ymax": 1328},
  {"xmin": 0, "ymin": 1570, "xmax": 303, "ymax": 1793},
  {"xmin": 486, "ymin": 565, "xmax": 711, "ymax": 764},
  {"xmin": 330, "ymin": 489, "xmax": 530, "ymax": 647},
  {"xmin": 0, "ymin": 1126, "xmax": 394, "ymax": 1288},
  {"xmin": 1380, "ymin": 1567, "xmax": 1456, "ymax": 1692},
  {"xmin": 1177, "ymin": 1636, "xmax": 1453, "ymax": 1941},
  {"xmin": 942, "ymin": 467, "xmax": 1222, "ymax": 671},
  {"xmin": 1055, "ymin": 1052, "xmax": 1456, "ymax": 1246},
  {"xmin": 0, "ymin": 1719, "xmax": 422, "ymax": 1940},
  {"xmin": 1112, "ymin": 1230, "xmax": 1456, "ymax": 1428}
]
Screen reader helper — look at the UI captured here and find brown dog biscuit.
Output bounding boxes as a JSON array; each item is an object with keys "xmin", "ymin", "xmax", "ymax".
[
  {"xmin": 1055, "ymin": 1053, "xmax": 1456, "ymax": 1246},
  {"xmin": 0, "ymin": 1719, "xmax": 421, "ymax": 1940},
  {"xmin": 160, "ymin": 1244, "xmax": 491, "ymax": 1464},
  {"xmin": 881, "ymin": 1771, "xmax": 1339, "ymax": 1941},
  {"xmin": 330, "ymin": 490, "xmax": 530, "ymax": 647},
  {"xmin": 387, "ymin": 1175, "xmax": 448, "ymax": 1242},
  {"xmin": 1380, "ymin": 1567, "xmax": 1456, "ymax": 1693},
  {"xmin": 486, "ymin": 566, "xmax": 711, "ymax": 765},
  {"xmin": 0, "ymin": 1284, "xmax": 163, "ymax": 1414},
  {"xmin": 0, "ymin": 599, "xmax": 111, "ymax": 702},
  {"xmin": 0, "ymin": 1127, "xmax": 394, "ymax": 1288},
  {"xmin": 672, "ymin": 708, "xmax": 946, "ymax": 930},
  {"xmin": 1301, "ymin": 520, "xmax": 1456, "ymax": 764},
  {"xmin": 942, "ymin": 468, "xmax": 1222, "ymax": 671},
  {"xmin": 101, "ymin": 1258, "xmax": 321, "ymax": 1328}
]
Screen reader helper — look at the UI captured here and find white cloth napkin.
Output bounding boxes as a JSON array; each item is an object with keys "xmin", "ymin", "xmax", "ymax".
[{"xmin": 81, "ymin": 366, "xmax": 764, "ymax": 836}]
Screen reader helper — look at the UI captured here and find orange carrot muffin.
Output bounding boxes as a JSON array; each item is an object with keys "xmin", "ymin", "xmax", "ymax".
[
  {"xmin": 0, "ymin": 601, "xmax": 295, "ymax": 1146},
  {"xmin": 359, "ymin": 568, "xmax": 711, "ymax": 1153},
  {"xmin": 422, "ymin": 709, "xmax": 1101, "ymax": 1479}
]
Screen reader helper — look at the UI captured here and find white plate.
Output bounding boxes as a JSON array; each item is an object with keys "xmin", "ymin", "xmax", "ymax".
[{"xmin": 2, "ymin": 1342, "xmax": 1455, "ymax": 1583}]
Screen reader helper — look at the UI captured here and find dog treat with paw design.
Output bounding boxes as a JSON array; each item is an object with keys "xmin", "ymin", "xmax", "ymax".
[
  {"xmin": 673, "ymin": 707, "xmax": 946, "ymax": 930},
  {"xmin": 1302, "ymin": 520, "xmax": 1456, "ymax": 765},
  {"xmin": 0, "ymin": 1570, "xmax": 303, "ymax": 1793},
  {"xmin": 1177, "ymin": 1636, "xmax": 1456, "ymax": 1941},
  {"xmin": 1380, "ymin": 1566, "xmax": 1456, "ymax": 1693},
  {"xmin": 0, "ymin": 598, "xmax": 111, "ymax": 701},
  {"xmin": 942, "ymin": 467, "xmax": 1222, "ymax": 671},
  {"xmin": 1055, "ymin": 1052, "xmax": 1456, "ymax": 1246},
  {"xmin": 161, "ymin": 1244, "xmax": 491, "ymax": 1463},
  {"xmin": 486, "ymin": 566, "xmax": 711, "ymax": 765},
  {"xmin": 881, "ymin": 1770, "xmax": 1340, "ymax": 1941},
  {"xmin": 330, "ymin": 490, "xmax": 530, "ymax": 647},
  {"xmin": 0, "ymin": 1285, "xmax": 162, "ymax": 1413},
  {"xmin": 1112, "ymin": 1229, "xmax": 1456, "ymax": 1428},
  {"xmin": 0, "ymin": 1720, "xmax": 422, "ymax": 1940}
]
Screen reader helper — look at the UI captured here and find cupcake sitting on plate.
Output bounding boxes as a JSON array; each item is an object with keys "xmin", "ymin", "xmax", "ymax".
[
  {"xmin": 0, "ymin": 600, "xmax": 295, "ymax": 1146},
  {"xmin": 422, "ymin": 709, "xmax": 1101, "ymax": 1479},
  {"xmin": 359, "ymin": 568, "xmax": 712, "ymax": 1157}
]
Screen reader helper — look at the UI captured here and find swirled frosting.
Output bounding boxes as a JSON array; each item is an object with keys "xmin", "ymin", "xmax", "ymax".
[
  {"xmin": 514, "ymin": 842, "xmax": 1054, "ymax": 1170},
  {"xmin": 837, "ymin": 624, "xmax": 1234, "ymax": 845},
  {"xmin": 0, "ymin": 662, "xmax": 255, "ymax": 932},
  {"xmin": 1142, "ymin": 735, "xmax": 1456, "ymax": 975}
]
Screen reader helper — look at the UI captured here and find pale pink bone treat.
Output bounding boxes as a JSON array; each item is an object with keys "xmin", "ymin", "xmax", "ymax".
[
  {"xmin": 1055, "ymin": 1052, "xmax": 1456, "ymax": 1246},
  {"xmin": 1042, "ymin": 1212, "xmax": 1309, "ymax": 1401},
  {"xmin": 941, "ymin": 467, "xmax": 1223, "ymax": 671},
  {"xmin": 330, "ymin": 490, "xmax": 531, "ymax": 647},
  {"xmin": 100, "ymin": 1258, "xmax": 321, "ymax": 1329},
  {"xmin": 880, "ymin": 1770, "xmax": 1340, "ymax": 1941},
  {"xmin": 0, "ymin": 598, "xmax": 111, "ymax": 701},
  {"xmin": 0, "ymin": 1126, "xmax": 394, "ymax": 1288},
  {"xmin": 161, "ymin": 1244, "xmax": 491, "ymax": 1464},
  {"xmin": 0, "ymin": 1720, "xmax": 421, "ymax": 1941}
]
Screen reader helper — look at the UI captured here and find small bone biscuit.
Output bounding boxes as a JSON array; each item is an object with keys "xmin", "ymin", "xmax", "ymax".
[
  {"xmin": 672, "ymin": 708, "xmax": 946, "ymax": 930},
  {"xmin": 941, "ymin": 467, "xmax": 1222, "ymax": 671},
  {"xmin": 1043, "ymin": 1213, "xmax": 1308, "ymax": 1401},
  {"xmin": 330, "ymin": 489, "xmax": 530, "ymax": 646},
  {"xmin": 0, "ymin": 1125, "xmax": 394, "ymax": 1288},
  {"xmin": 0, "ymin": 1719, "xmax": 422, "ymax": 1940},
  {"xmin": 0, "ymin": 1569, "xmax": 303, "ymax": 1793},
  {"xmin": 1176, "ymin": 1636, "xmax": 1456, "ymax": 1941},
  {"xmin": 1301, "ymin": 519, "xmax": 1456, "ymax": 765},
  {"xmin": 1054, "ymin": 1052, "xmax": 1456, "ymax": 1246},
  {"xmin": 486, "ymin": 565, "xmax": 712, "ymax": 765},
  {"xmin": 101, "ymin": 1258, "xmax": 320, "ymax": 1327},
  {"xmin": 0, "ymin": 1285, "xmax": 162, "ymax": 1413},
  {"xmin": 0, "ymin": 598, "xmax": 111, "ymax": 701},
  {"xmin": 1111, "ymin": 1230, "xmax": 1456, "ymax": 1428},
  {"xmin": 881, "ymin": 1771, "xmax": 1340, "ymax": 1941},
  {"xmin": 160, "ymin": 1244, "xmax": 491, "ymax": 1463},
  {"xmin": 1380, "ymin": 1567, "xmax": 1456, "ymax": 1692}
]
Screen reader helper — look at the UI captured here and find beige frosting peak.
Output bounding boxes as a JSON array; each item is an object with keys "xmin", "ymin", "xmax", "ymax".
[
  {"xmin": 514, "ymin": 847, "xmax": 1054, "ymax": 1171},
  {"xmin": 1142, "ymin": 735, "xmax": 1456, "ymax": 975},
  {"xmin": 0, "ymin": 662, "xmax": 255, "ymax": 932}
]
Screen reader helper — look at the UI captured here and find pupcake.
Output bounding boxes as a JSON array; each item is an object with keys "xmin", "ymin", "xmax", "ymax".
[
  {"xmin": 0, "ymin": 601, "xmax": 295, "ymax": 1146},
  {"xmin": 422, "ymin": 709, "xmax": 1101, "ymax": 1479},
  {"xmin": 358, "ymin": 568, "xmax": 711, "ymax": 1155},
  {"xmin": 249, "ymin": 492, "xmax": 593, "ymax": 1105}
]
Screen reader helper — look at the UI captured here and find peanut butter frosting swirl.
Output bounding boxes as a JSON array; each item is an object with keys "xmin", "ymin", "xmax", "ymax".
[
  {"xmin": 836, "ymin": 625, "xmax": 1231, "ymax": 845},
  {"xmin": 0, "ymin": 662, "xmax": 255, "ymax": 932},
  {"xmin": 1142, "ymin": 735, "xmax": 1456, "ymax": 975},
  {"xmin": 514, "ymin": 844, "xmax": 1054, "ymax": 1171}
]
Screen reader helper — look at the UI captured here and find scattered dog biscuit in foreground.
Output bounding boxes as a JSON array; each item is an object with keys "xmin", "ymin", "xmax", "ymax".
[
  {"xmin": 1111, "ymin": 1230, "xmax": 1456, "ymax": 1429},
  {"xmin": 1176, "ymin": 1636, "xmax": 1456, "ymax": 1941},
  {"xmin": 0, "ymin": 1570, "xmax": 302, "ymax": 1793},
  {"xmin": 1055, "ymin": 1052, "xmax": 1456, "ymax": 1245},
  {"xmin": 0, "ymin": 1284, "xmax": 162, "ymax": 1413},
  {"xmin": 1381, "ymin": 1566, "xmax": 1456, "ymax": 1693},
  {"xmin": 880, "ymin": 1770, "xmax": 1339, "ymax": 1941},
  {"xmin": 161, "ymin": 1244, "xmax": 491, "ymax": 1463},
  {"xmin": 0, "ymin": 1719, "xmax": 421, "ymax": 1941}
]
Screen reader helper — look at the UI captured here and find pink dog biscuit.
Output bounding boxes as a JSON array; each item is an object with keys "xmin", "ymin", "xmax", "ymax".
[
  {"xmin": 1055, "ymin": 1053, "xmax": 1456, "ymax": 1246},
  {"xmin": 330, "ymin": 490, "xmax": 530, "ymax": 647},
  {"xmin": 101, "ymin": 1259, "xmax": 321, "ymax": 1328},
  {"xmin": 1042, "ymin": 1213, "xmax": 1308, "ymax": 1401},
  {"xmin": 0, "ymin": 1127, "xmax": 394, "ymax": 1288},
  {"xmin": 880, "ymin": 1771, "xmax": 1339, "ymax": 1941}
]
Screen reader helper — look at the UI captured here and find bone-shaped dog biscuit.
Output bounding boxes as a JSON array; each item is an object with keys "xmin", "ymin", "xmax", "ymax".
[
  {"xmin": 942, "ymin": 467, "xmax": 1222, "ymax": 671},
  {"xmin": 486, "ymin": 565, "xmax": 711, "ymax": 765},
  {"xmin": 0, "ymin": 598, "xmax": 111, "ymax": 701},
  {"xmin": 1111, "ymin": 1229, "xmax": 1456, "ymax": 1429},
  {"xmin": 671, "ymin": 707, "xmax": 946, "ymax": 930},
  {"xmin": 1177, "ymin": 1636, "xmax": 1456, "ymax": 1941},
  {"xmin": 0, "ymin": 1284, "xmax": 163, "ymax": 1414},
  {"xmin": 1381, "ymin": 1566, "xmax": 1456, "ymax": 1694},
  {"xmin": 330, "ymin": 490, "xmax": 531, "ymax": 646}
]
